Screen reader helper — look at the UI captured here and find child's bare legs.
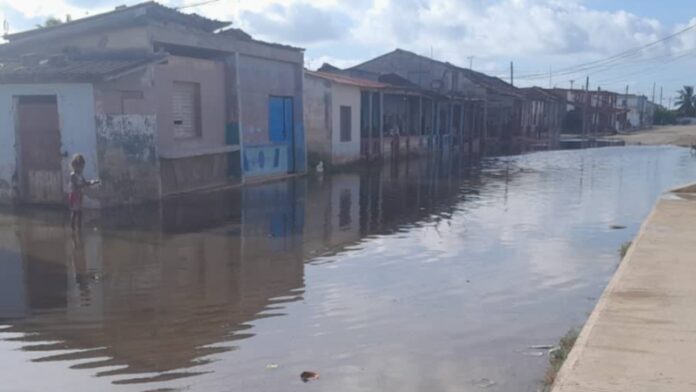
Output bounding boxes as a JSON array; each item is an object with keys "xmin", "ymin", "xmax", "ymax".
[{"xmin": 70, "ymin": 211, "xmax": 82, "ymax": 232}]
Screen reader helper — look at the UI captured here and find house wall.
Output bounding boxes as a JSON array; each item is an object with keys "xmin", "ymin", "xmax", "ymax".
[
  {"xmin": 238, "ymin": 54, "xmax": 305, "ymax": 178},
  {"xmin": 0, "ymin": 84, "xmax": 99, "ymax": 206},
  {"xmin": 155, "ymin": 56, "xmax": 227, "ymax": 154},
  {"xmin": 93, "ymin": 67, "xmax": 161, "ymax": 206},
  {"xmin": 153, "ymin": 56, "xmax": 230, "ymax": 195},
  {"xmin": 330, "ymin": 83, "xmax": 361, "ymax": 165},
  {"xmin": 303, "ymin": 74, "xmax": 333, "ymax": 166}
]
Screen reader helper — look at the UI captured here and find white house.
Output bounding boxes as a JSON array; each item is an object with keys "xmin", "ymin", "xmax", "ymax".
[{"xmin": 304, "ymin": 70, "xmax": 385, "ymax": 167}]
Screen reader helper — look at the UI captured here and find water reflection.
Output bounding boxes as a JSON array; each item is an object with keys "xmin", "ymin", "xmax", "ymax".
[
  {"xmin": 0, "ymin": 153, "xmax": 486, "ymax": 390},
  {"xmin": 0, "ymin": 147, "xmax": 694, "ymax": 392}
]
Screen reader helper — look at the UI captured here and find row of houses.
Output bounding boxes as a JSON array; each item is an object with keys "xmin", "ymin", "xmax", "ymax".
[{"xmin": 0, "ymin": 2, "xmax": 655, "ymax": 208}]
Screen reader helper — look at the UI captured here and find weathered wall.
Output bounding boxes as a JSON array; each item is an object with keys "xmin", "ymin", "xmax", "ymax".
[
  {"xmin": 155, "ymin": 56, "xmax": 227, "ymax": 154},
  {"xmin": 153, "ymin": 56, "xmax": 231, "ymax": 193},
  {"xmin": 0, "ymin": 84, "xmax": 99, "ymax": 206},
  {"xmin": 330, "ymin": 83, "xmax": 361, "ymax": 165},
  {"xmin": 95, "ymin": 114, "xmax": 161, "ymax": 206},
  {"xmin": 238, "ymin": 54, "xmax": 305, "ymax": 178},
  {"xmin": 303, "ymin": 74, "xmax": 333, "ymax": 165}
]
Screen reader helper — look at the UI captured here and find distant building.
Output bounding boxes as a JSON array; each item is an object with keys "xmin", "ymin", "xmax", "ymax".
[
  {"xmin": 618, "ymin": 94, "xmax": 655, "ymax": 130},
  {"xmin": 551, "ymin": 88, "xmax": 621, "ymax": 134},
  {"xmin": 0, "ymin": 2, "xmax": 306, "ymax": 207},
  {"xmin": 520, "ymin": 87, "xmax": 564, "ymax": 150}
]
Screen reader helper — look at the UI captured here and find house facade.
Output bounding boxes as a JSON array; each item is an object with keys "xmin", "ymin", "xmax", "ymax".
[
  {"xmin": 551, "ymin": 88, "xmax": 621, "ymax": 134},
  {"xmin": 0, "ymin": 2, "xmax": 306, "ymax": 207},
  {"xmin": 304, "ymin": 70, "xmax": 383, "ymax": 167},
  {"xmin": 620, "ymin": 94, "xmax": 655, "ymax": 130},
  {"xmin": 325, "ymin": 50, "xmax": 488, "ymax": 157},
  {"xmin": 520, "ymin": 87, "xmax": 564, "ymax": 150}
]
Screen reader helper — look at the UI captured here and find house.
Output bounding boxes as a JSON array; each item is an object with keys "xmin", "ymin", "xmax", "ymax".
[
  {"xmin": 342, "ymin": 49, "xmax": 521, "ymax": 155},
  {"xmin": 0, "ymin": 2, "xmax": 306, "ymax": 207},
  {"xmin": 316, "ymin": 62, "xmax": 485, "ymax": 162},
  {"xmin": 618, "ymin": 94, "xmax": 655, "ymax": 130},
  {"xmin": 520, "ymin": 87, "xmax": 564, "ymax": 150},
  {"xmin": 551, "ymin": 88, "xmax": 621, "ymax": 135},
  {"xmin": 304, "ymin": 70, "xmax": 385, "ymax": 167}
]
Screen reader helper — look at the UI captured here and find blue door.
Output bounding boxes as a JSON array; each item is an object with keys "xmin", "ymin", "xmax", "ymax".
[{"xmin": 268, "ymin": 96, "xmax": 295, "ymax": 171}]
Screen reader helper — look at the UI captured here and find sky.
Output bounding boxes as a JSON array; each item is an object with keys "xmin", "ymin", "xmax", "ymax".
[{"xmin": 1, "ymin": 0, "xmax": 696, "ymax": 106}]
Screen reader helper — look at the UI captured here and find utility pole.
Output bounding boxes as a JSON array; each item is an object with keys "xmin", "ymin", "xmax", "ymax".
[
  {"xmin": 660, "ymin": 86, "xmax": 663, "ymax": 107},
  {"xmin": 570, "ymin": 80, "xmax": 574, "ymax": 90},
  {"xmin": 582, "ymin": 75, "xmax": 589, "ymax": 137},
  {"xmin": 651, "ymin": 82, "xmax": 656, "ymax": 103},
  {"xmin": 510, "ymin": 61, "xmax": 514, "ymax": 86},
  {"xmin": 549, "ymin": 65, "xmax": 552, "ymax": 89},
  {"xmin": 467, "ymin": 56, "xmax": 474, "ymax": 70},
  {"xmin": 624, "ymin": 85, "xmax": 629, "ymax": 130}
]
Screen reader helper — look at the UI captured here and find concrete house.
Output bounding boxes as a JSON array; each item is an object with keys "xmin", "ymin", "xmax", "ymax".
[
  {"xmin": 619, "ymin": 94, "xmax": 655, "ymax": 130},
  {"xmin": 520, "ymin": 87, "xmax": 564, "ymax": 150},
  {"xmin": 304, "ymin": 70, "xmax": 385, "ymax": 166},
  {"xmin": 552, "ymin": 88, "xmax": 621, "ymax": 135},
  {"xmin": 0, "ymin": 2, "xmax": 306, "ymax": 207},
  {"xmin": 344, "ymin": 49, "xmax": 524, "ymax": 155}
]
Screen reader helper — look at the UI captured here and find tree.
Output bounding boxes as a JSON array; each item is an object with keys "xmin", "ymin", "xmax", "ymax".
[
  {"xmin": 36, "ymin": 17, "xmax": 63, "ymax": 29},
  {"xmin": 675, "ymin": 86, "xmax": 696, "ymax": 116}
]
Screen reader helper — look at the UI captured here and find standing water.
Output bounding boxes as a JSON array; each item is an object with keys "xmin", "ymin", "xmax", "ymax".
[{"xmin": 0, "ymin": 146, "xmax": 694, "ymax": 392}]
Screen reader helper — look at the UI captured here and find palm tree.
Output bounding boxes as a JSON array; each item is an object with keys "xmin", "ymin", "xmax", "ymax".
[{"xmin": 675, "ymin": 86, "xmax": 696, "ymax": 116}]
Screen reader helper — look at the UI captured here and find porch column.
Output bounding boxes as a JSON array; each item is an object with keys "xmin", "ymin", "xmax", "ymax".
[
  {"xmin": 380, "ymin": 91, "xmax": 385, "ymax": 157},
  {"xmin": 368, "ymin": 91, "xmax": 373, "ymax": 159}
]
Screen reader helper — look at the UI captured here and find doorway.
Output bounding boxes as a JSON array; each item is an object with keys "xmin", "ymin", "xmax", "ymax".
[{"xmin": 15, "ymin": 95, "xmax": 64, "ymax": 204}]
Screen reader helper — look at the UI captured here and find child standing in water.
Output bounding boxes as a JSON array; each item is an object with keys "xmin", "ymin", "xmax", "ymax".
[{"xmin": 69, "ymin": 154, "xmax": 99, "ymax": 232}]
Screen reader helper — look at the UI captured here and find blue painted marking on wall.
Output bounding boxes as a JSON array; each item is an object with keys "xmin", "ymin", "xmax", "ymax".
[{"xmin": 243, "ymin": 145, "xmax": 289, "ymax": 177}]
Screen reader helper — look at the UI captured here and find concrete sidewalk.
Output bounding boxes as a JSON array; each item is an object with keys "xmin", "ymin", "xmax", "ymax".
[{"xmin": 553, "ymin": 184, "xmax": 696, "ymax": 392}]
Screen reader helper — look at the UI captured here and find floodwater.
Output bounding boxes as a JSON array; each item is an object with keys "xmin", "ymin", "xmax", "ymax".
[{"xmin": 0, "ymin": 146, "xmax": 694, "ymax": 392}]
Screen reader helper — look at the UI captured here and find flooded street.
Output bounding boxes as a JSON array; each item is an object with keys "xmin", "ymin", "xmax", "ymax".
[{"xmin": 0, "ymin": 146, "xmax": 695, "ymax": 392}]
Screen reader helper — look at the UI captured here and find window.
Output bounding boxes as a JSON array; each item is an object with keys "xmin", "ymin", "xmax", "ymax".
[
  {"xmin": 172, "ymin": 81, "xmax": 201, "ymax": 139},
  {"xmin": 340, "ymin": 105, "xmax": 352, "ymax": 142}
]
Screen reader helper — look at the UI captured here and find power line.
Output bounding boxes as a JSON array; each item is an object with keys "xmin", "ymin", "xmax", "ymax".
[
  {"xmin": 175, "ymin": 0, "xmax": 223, "ymax": 10},
  {"xmin": 514, "ymin": 22, "xmax": 696, "ymax": 80}
]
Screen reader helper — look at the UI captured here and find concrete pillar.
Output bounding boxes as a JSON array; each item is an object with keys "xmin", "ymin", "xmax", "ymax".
[
  {"xmin": 368, "ymin": 91, "xmax": 373, "ymax": 159},
  {"xmin": 380, "ymin": 91, "xmax": 385, "ymax": 157}
]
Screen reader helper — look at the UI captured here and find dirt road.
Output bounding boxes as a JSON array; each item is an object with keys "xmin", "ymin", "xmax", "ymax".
[{"xmin": 609, "ymin": 125, "xmax": 696, "ymax": 146}]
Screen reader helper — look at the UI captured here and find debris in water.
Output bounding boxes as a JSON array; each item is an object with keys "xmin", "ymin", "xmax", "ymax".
[
  {"xmin": 472, "ymin": 378, "xmax": 497, "ymax": 388},
  {"xmin": 521, "ymin": 351, "xmax": 545, "ymax": 357},
  {"xmin": 610, "ymin": 225, "xmax": 627, "ymax": 230},
  {"xmin": 266, "ymin": 363, "xmax": 279, "ymax": 369},
  {"xmin": 529, "ymin": 344, "xmax": 555, "ymax": 350},
  {"xmin": 300, "ymin": 371, "xmax": 319, "ymax": 382}
]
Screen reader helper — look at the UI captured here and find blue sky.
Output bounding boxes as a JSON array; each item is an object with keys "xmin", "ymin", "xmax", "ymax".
[{"xmin": 1, "ymin": 0, "xmax": 696, "ymax": 106}]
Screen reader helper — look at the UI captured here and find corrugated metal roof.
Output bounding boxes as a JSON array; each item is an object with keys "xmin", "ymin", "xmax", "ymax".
[{"xmin": 305, "ymin": 70, "xmax": 388, "ymax": 89}]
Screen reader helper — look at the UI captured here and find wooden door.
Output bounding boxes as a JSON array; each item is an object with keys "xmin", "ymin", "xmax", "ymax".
[{"xmin": 16, "ymin": 96, "xmax": 64, "ymax": 204}]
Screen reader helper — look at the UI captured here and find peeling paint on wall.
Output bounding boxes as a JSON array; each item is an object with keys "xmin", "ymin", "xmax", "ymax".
[{"xmin": 95, "ymin": 114, "xmax": 160, "ymax": 206}]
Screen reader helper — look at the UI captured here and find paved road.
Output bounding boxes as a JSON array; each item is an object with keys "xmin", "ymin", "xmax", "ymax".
[
  {"xmin": 553, "ymin": 183, "xmax": 696, "ymax": 392},
  {"xmin": 610, "ymin": 125, "xmax": 696, "ymax": 146}
]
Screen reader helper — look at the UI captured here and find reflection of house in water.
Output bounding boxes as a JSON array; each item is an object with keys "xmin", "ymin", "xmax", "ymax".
[
  {"xmin": 0, "ymin": 154, "xmax": 499, "ymax": 388},
  {"xmin": 0, "ymin": 180, "xmax": 306, "ymax": 385},
  {"xmin": 303, "ymin": 174, "xmax": 362, "ymax": 258}
]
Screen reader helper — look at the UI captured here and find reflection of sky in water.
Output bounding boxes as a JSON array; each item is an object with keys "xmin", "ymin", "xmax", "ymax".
[{"xmin": 0, "ymin": 146, "xmax": 695, "ymax": 392}]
